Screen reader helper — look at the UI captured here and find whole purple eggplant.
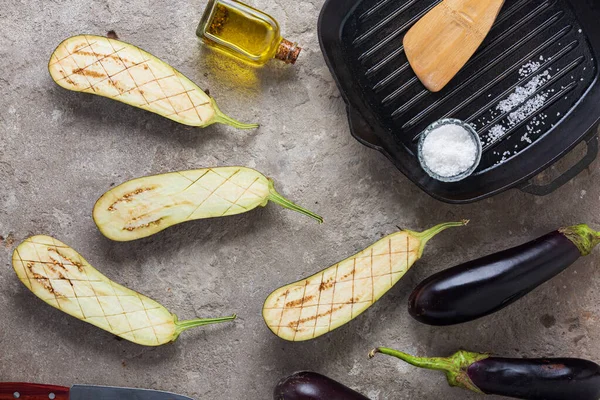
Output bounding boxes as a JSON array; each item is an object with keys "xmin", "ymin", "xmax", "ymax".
[
  {"xmin": 409, "ymin": 224, "xmax": 600, "ymax": 325},
  {"xmin": 369, "ymin": 348, "xmax": 600, "ymax": 400},
  {"xmin": 274, "ymin": 371, "xmax": 370, "ymax": 400}
]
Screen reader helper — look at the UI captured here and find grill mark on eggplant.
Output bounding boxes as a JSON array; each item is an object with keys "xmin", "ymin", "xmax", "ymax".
[
  {"xmin": 44, "ymin": 261, "xmax": 68, "ymax": 280},
  {"xmin": 72, "ymin": 42, "xmax": 87, "ymax": 52},
  {"xmin": 67, "ymin": 50, "xmax": 135, "ymax": 67},
  {"xmin": 319, "ymin": 276, "xmax": 335, "ymax": 291},
  {"xmin": 285, "ymin": 295, "xmax": 315, "ymax": 308},
  {"xmin": 280, "ymin": 267, "xmax": 358, "ymax": 307},
  {"xmin": 71, "ymin": 67, "xmax": 106, "ymax": 79},
  {"xmin": 108, "ymin": 187, "xmax": 156, "ymax": 211},
  {"xmin": 27, "ymin": 263, "xmax": 65, "ymax": 298},
  {"xmin": 37, "ymin": 278, "xmax": 62, "ymax": 297},
  {"xmin": 123, "ymin": 217, "xmax": 163, "ymax": 231},
  {"xmin": 72, "ymin": 50, "xmax": 98, "ymax": 58},
  {"xmin": 45, "ymin": 262, "xmax": 58, "ymax": 274},
  {"xmin": 47, "ymin": 248, "xmax": 84, "ymax": 272},
  {"xmin": 64, "ymin": 76, "xmax": 77, "ymax": 87},
  {"xmin": 288, "ymin": 297, "xmax": 362, "ymax": 331},
  {"xmin": 107, "ymin": 78, "xmax": 127, "ymax": 94},
  {"xmin": 278, "ymin": 269, "xmax": 352, "ymax": 304},
  {"xmin": 320, "ymin": 267, "xmax": 356, "ymax": 292},
  {"xmin": 319, "ymin": 281, "xmax": 332, "ymax": 291},
  {"xmin": 288, "ymin": 304, "xmax": 346, "ymax": 331},
  {"xmin": 126, "ymin": 207, "xmax": 176, "ymax": 222}
]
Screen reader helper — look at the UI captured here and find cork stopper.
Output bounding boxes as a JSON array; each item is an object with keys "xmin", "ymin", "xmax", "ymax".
[{"xmin": 275, "ymin": 39, "xmax": 301, "ymax": 64}]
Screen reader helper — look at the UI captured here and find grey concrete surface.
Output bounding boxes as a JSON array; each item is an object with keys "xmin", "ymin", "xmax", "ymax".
[{"xmin": 1, "ymin": 1, "xmax": 600, "ymax": 399}]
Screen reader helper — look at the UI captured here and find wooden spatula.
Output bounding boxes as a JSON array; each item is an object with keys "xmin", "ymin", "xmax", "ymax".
[{"xmin": 404, "ymin": 0, "xmax": 505, "ymax": 92}]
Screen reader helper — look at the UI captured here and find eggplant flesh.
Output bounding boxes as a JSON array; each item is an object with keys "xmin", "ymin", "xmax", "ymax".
[
  {"xmin": 93, "ymin": 167, "xmax": 322, "ymax": 241},
  {"xmin": 274, "ymin": 371, "xmax": 370, "ymax": 400},
  {"xmin": 263, "ymin": 221, "xmax": 467, "ymax": 341},
  {"xmin": 12, "ymin": 236, "xmax": 235, "ymax": 346},
  {"xmin": 49, "ymin": 35, "xmax": 257, "ymax": 129},
  {"xmin": 469, "ymin": 357, "xmax": 600, "ymax": 400},
  {"xmin": 409, "ymin": 230, "xmax": 584, "ymax": 326}
]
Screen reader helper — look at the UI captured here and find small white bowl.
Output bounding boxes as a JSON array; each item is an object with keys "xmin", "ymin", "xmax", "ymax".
[{"xmin": 418, "ymin": 118, "xmax": 482, "ymax": 183}]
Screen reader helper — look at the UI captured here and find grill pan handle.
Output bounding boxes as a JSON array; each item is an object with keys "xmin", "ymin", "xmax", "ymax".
[
  {"xmin": 519, "ymin": 134, "xmax": 598, "ymax": 196},
  {"xmin": 347, "ymin": 106, "xmax": 384, "ymax": 150}
]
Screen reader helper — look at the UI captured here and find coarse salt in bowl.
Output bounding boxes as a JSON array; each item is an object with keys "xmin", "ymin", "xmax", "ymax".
[{"xmin": 418, "ymin": 119, "xmax": 482, "ymax": 183}]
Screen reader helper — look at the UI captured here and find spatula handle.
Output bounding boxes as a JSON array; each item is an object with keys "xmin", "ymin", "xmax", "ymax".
[{"xmin": 0, "ymin": 383, "xmax": 69, "ymax": 399}]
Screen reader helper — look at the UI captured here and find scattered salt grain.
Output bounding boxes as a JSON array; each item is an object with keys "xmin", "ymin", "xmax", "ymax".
[
  {"xmin": 421, "ymin": 124, "xmax": 478, "ymax": 178},
  {"xmin": 507, "ymin": 93, "xmax": 548, "ymax": 125},
  {"xmin": 485, "ymin": 62, "xmax": 553, "ymax": 148},
  {"xmin": 488, "ymin": 125, "xmax": 506, "ymax": 142},
  {"xmin": 519, "ymin": 61, "xmax": 541, "ymax": 76},
  {"xmin": 496, "ymin": 71, "xmax": 550, "ymax": 114}
]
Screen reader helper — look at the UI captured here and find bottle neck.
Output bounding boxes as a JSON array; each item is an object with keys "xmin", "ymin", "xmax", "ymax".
[{"xmin": 275, "ymin": 39, "xmax": 301, "ymax": 64}]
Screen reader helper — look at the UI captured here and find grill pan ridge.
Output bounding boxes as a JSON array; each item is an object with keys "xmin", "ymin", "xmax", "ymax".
[{"xmin": 319, "ymin": 0, "xmax": 600, "ymax": 203}]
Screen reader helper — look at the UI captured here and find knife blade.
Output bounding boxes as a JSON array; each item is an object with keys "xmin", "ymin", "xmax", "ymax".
[
  {"xmin": 71, "ymin": 385, "xmax": 195, "ymax": 400},
  {"xmin": 0, "ymin": 383, "xmax": 195, "ymax": 400}
]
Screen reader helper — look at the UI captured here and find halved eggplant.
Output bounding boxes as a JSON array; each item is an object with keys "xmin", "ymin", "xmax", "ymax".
[
  {"xmin": 93, "ymin": 167, "xmax": 323, "ymax": 241},
  {"xmin": 49, "ymin": 35, "xmax": 257, "ymax": 129},
  {"xmin": 263, "ymin": 221, "xmax": 468, "ymax": 341},
  {"xmin": 12, "ymin": 236, "xmax": 236, "ymax": 346}
]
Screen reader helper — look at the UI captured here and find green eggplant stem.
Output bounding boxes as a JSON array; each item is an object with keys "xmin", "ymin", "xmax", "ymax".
[
  {"xmin": 211, "ymin": 98, "xmax": 259, "ymax": 129},
  {"xmin": 267, "ymin": 179, "xmax": 324, "ymax": 224},
  {"xmin": 409, "ymin": 220, "xmax": 469, "ymax": 258},
  {"xmin": 369, "ymin": 347, "xmax": 488, "ymax": 394},
  {"xmin": 369, "ymin": 347, "xmax": 456, "ymax": 370},
  {"xmin": 173, "ymin": 314, "xmax": 237, "ymax": 339},
  {"xmin": 559, "ymin": 224, "xmax": 600, "ymax": 256}
]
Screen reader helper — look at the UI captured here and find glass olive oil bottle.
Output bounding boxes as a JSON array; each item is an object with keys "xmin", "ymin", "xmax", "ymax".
[{"xmin": 197, "ymin": 0, "xmax": 301, "ymax": 65}]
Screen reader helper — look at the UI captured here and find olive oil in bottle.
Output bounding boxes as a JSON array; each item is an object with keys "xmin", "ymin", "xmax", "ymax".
[{"xmin": 197, "ymin": 0, "xmax": 301, "ymax": 65}]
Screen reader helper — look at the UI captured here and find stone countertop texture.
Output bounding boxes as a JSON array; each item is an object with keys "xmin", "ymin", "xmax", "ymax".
[{"xmin": 1, "ymin": 1, "xmax": 599, "ymax": 399}]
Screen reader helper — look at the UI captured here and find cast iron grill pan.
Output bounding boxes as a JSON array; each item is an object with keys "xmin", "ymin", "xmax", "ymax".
[{"xmin": 319, "ymin": 0, "xmax": 600, "ymax": 203}]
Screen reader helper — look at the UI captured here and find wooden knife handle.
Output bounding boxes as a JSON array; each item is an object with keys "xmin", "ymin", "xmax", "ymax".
[{"xmin": 0, "ymin": 383, "xmax": 69, "ymax": 399}]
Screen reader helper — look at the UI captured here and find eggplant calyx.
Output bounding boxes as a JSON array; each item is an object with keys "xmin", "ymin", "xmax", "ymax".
[
  {"xmin": 560, "ymin": 224, "xmax": 600, "ymax": 256},
  {"xmin": 210, "ymin": 98, "xmax": 259, "ymax": 129},
  {"xmin": 369, "ymin": 347, "xmax": 488, "ymax": 394},
  {"xmin": 172, "ymin": 314, "xmax": 237, "ymax": 341},
  {"xmin": 266, "ymin": 179, "xmax": 324, "ymax": 224},
  {"xmin": 407, "ymin": 220, "xmax": 469, "ymax": 258}
]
